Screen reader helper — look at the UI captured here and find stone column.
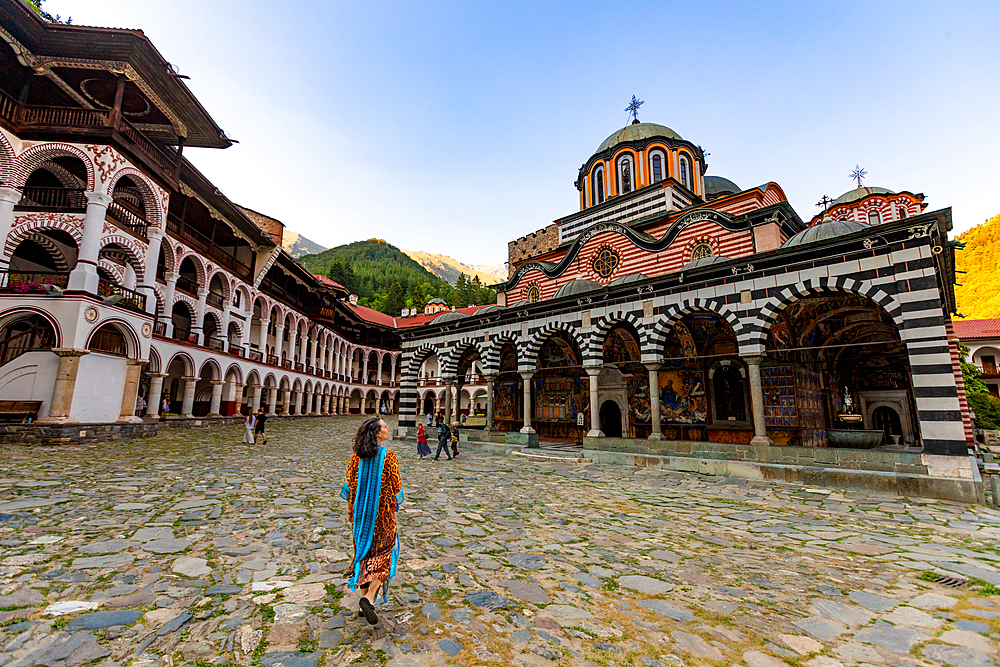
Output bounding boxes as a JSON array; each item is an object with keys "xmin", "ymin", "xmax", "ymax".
[
  {"xmin": 585, "ymin": 366, "xmax": 604, "ymax": 438},
  {"xmin": 303, "ymin": 391, "xmax": 312, "ymax": 415},
  {"xmin": 68, "ymin": 192, "xmax": 113, "ymax": 293},
  {"xmin": 519, "ymin": 371, "xmax": 535, "ymax": 435},
  {"xmin": 266, "ymin": 386, "xmax": 278, "ymax": 416},
  {"xmin": 224, "ymin": 380, "xmax": 237, "ymax": 416},
  {"xmin": 118, "ymin": 358, "xmax": 147, "ymax": 423},
  {"xmin": 122, "ymin": 263, "xmax": 137, "ymax": 290},
  {"xmin": 377, "ymin": 356, "xmax": 383, "ymax": 386},
  {"xmin": 249, "ymin": 383, "xmax": 263, "ymax": 413},
  {"xmin": 390, "ymin": 356, "xmax": 397, "ymax": 385},
  {"xmin": 257, "ymin": 318, "xmax": 270, "ymax": 355},
  {"xmin": 443, "ymin": 376, "xmax": 455, "ymax": 425},
  {"xmin": 138, "ymin": 227, "xmax": 163, "ymax": 314},
  {"xmin": 39, "ymin": 349, "xmax": 89, "ymax": 423},
  {"xmin": 286, "ymin": 326, "xmax": 297, "ymax": 364},
  {"xmin": 321, "ymin": 393, "xmax": 329, "ymax": 415},
  {"xmin": 282, "ymin": 388, "xmax": 291, "ymax": 416},
  {"xmin": 207, "ymin": 380, "xmax": 225, "ymax": 417},
  {"xmin": 161, "ymin": 272, "xmax": 178, "ymax": 337},
  {"xmin": 180, "ymin": 376, "xmax": 198, "ymax": 418},
  {"xmin": 274, "ymin": 324, "xmax": 285, "ymax": 362},
  {"xmin": 485, "ymin": 374, "xmax": 497, "ymax": 431},
  {"xmin": 220, "ymin": 305, "xmax": 232, "ymax": 352},
  {"xmin": 646, "ymin": 363, "xmax": 663, "ymax": 440},
  {"xmin": 192, "ymin": 288, "xmax": 208, "ymax": 345},
  {"xmin": 743, "ymin": 355, "xmax": 774, "ymax": 446},
  {"xmin": 317, "ymin": 343, "xmax": 325, "ymax": 373},
  {"xmin": 145, "ymin": 372, "xmax": 166, "ymax": 420},
  {"xmin": 362, "ymin": 354, "xmax": 369, "ymax": 385},
  {"xmin": 0, "ymin": 187, "xmax": 22, "ymax": 278},
  {"xmin": 293, "ymin": 389, "xmax": 303, "ymax": 415},
  {"xmin": 239, "ymin": 316, "xmax": 252, "ymax": 352}
]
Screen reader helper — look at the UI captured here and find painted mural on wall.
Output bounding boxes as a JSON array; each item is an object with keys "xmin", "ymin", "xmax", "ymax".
[{"xmin": 657, "ymin": 370, "xmax": 707, "ymax": 424}]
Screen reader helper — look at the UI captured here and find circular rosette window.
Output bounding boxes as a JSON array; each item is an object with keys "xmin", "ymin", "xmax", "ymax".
[{"xmin": 591, "ymin": 246, "xmax": 620, "ymax": 279}]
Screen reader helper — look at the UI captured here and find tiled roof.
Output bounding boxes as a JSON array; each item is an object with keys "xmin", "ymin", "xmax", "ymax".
[
  {"xmin": 347, "ymin": 304, "xmax": 490, "ymax": 329},
  {"xmin": 953, "ymin": 318, "xmax": 1000, "ymax": 340},
  {"xmin": 312, "ymin": 274, "xmax": 345, "ymax": 290}
]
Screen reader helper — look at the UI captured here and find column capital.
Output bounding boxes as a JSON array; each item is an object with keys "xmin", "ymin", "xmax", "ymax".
[
  {"xmin": 0, "ymin": 187, "xmax": 21, "ymax": 205},
  {"xmin": 52, "ymin": 348, "xmax": 89, "ymax": 358},
  {"xmin": 146, "ymin": 226, "xmax": 164, "ymax": 241},
  {"xmin": 84, "ymin": 191, "xmax": 114, "ymax": 207},
  {"xmin": 644, "ymin": 362, "xmax": 664, "ymax": 372},
  {"xmin": 443, "ymin": 375, "xmax": 456, "ymax": 385},
  {"xmin": 519, "ymin": 371, "xmax": 535, "ymax": 381},
  {"xmin": 483, "ymin": 374, "xmax": 498, "ymax": 383},
  {"xmin": 583, "ymin": 365, "xmax": 603, "ymax": 377},
  {"xmin": 126, "ymin": 358, "xmax": 148, "ymax": 367},
  {"xmin": 147, "ymin": 372, "xmax": 168, "ymax": 378},
  {"xmin": 165, "ymin": 272, "xmax": 179, "ymax": 283},
  {"xmin": 196, "ymin": 287, "xmax": 209, "ymax": 299},
  {"xmin": 740, "ymin": 353, "xmax": 766, "ymax": 365},
  {"xmin": 210, "ymin": 380, "xmax": 225, "ymax": 386},
  {"xmin": 182, "ymin": 375, "xmax": 199, "ymax": 382}
]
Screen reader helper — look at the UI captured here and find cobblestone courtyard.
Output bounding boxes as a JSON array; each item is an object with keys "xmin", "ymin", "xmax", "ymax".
[{"xmin": 1, "ymin": 417, "xmax": 1000, "ymax": 667}]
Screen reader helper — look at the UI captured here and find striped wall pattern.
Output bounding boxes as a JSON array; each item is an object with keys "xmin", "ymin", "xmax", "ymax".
[
  {"xmin": 582, "ymin": 311, "xmax": 647, "ymax": 365},
  {"xmin": 945, "ymin": 319, "xmax": 976, "ymax": 447},
  {"xmin": 399, "ymin": 228, "xmax": 968, "ymax": 456}
]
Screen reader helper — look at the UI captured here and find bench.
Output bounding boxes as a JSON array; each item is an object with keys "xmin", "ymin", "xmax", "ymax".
[{"xmin": 0, "ymin": 400, "xmax": 43, "ymax": 423}]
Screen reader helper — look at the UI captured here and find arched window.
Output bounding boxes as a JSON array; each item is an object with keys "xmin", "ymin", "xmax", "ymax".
[
  {"xmin": 89, "ymin": 324, "xmax": 128, "ymax": 357},
  {"xmin": 898, "ymin": 208, "xmax": 907, "ymax": 220},
  {"xmin": 679, "ymin": 156, "xmax": 690, "ymax": 188},
  {"xmin": 650, "ymin": 152, "xmax": 664, "ymax": 183},
  {"xmin": 593, "ymin": 167, "xmax": 605, "ymax": 205},
  {"xmin": 618, "ymin": 157, "xmax": 633, "ymax": 194},
  {"xmin": 526, "ymin": 284, "xmax": 540, "ymax": 303},
  {"xmin": 690, "ymin": 242, "xmax": 713, "ymax": 262},
  {"xmin": 868, "ymin": 209, "xmax": 881, "ymax": 225},
  {"xmin": 233, "ymin": 290, "xmax": 241, "ymax": 308}
]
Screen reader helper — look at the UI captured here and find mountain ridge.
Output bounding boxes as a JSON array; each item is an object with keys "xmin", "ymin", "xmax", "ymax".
[{"xmin": 403, "ymin": 249, "xmax": 507, "ymax": 286}]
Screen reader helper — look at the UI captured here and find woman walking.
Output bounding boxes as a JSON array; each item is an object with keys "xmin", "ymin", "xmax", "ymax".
[
  {"xmin": 416, "ymin": 423, "xmax": 431, "ymax": 459},
  {"xmin": 340, "ymin": 417, "xmax": 403, "ymax": 625},
  {"xmin": 242, "ymin": 411, "xmax": 256, "ymax": 444}
]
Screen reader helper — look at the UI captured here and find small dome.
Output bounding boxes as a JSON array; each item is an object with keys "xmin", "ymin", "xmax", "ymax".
[
  {"xmin": 431, "ymin": 311, "xmax": 469, "ymax": 324},
  {"xmin": 476, "ymin": 304, "xmax": 505, "ymax": 315},
  {"xmin": 782, "ymin": 217, "xmax": 868, "ymax": 248},
  {"xmin": 596, "ymin": 122, "xmax": 683, "ymax": 153},
  {"xmin": 553, "ymin": 279, "xmax": 603, "ymax": 299},
  {"xmin": 833, "ymin": 186, "xmax": 895, "ymax": 206},
  {"xmin": 427, "ymin": 298, "xmax": 447, "ymax": 305},
  {"xmin": 683, "ymin": 255, "xmax": 732, "ymax": 270},
  {"xmin": 608, "ymin": 272, "xmax": 649, "ymax": 287},
  {"xmin": 704, "ymin": 175, "xmax": 741, "ymax": 198}
]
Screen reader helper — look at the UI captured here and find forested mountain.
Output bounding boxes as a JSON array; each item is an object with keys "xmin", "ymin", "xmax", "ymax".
[
  {"xmin": 297, "ymin": 239, "xmax": 496, "ymax": 314},
  {"xmin": 955, "ymin": 214, "xmax": 1000, "ymax": 320}
]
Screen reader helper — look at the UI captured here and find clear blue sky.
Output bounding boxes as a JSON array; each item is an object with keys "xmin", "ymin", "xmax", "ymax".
[{"xmin": 45, "ymin": 0, "xmax": 1000, "ymax": 266}]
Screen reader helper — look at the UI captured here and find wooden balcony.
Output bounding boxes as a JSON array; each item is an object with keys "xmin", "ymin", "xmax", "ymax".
[
  {"xmin": 17, "ymin": 186, "xmax": 86, "ymax": 212},
  {"xmin": 166, "ymin": 213, "xmax": 253, "ymax": 282},
  {"xmin": 97, "ymin": 279, "xmax": 147, "ymax": 314}
]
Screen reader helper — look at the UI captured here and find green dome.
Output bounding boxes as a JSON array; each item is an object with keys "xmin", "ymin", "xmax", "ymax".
[
  {"xmin": 596, "ymin": 122, "xmax": 682, "ymax": 153},
  {"xmin": 608, "ymin": 272, "xmax": 648, "ymax": 287},
  {"xmin": 782, "ymin": 218, "xmax": 867, "ymax": 249},
  {"xmin": 833, "ymin": 186, "xmax": 895, "ymax": 206},
  {"xmin": 704, "ymin": 175, "xmax": 741, "ymax": 197}
]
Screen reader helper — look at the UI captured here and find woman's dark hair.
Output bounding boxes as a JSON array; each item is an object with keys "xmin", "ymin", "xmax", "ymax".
[{"xmin": 353, "ymin": 417, "xmax": 384, "ymax": 459}]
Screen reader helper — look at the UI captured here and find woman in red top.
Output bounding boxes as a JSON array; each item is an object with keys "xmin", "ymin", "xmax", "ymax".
[{"xmin": 416, "ymin": 423, "xmax": 431, "ymax": 459}]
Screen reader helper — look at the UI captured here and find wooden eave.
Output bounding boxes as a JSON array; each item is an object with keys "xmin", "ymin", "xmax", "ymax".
[{"xmin": 178, "ymin": 160, "xmax": 274, "ymax": 249}]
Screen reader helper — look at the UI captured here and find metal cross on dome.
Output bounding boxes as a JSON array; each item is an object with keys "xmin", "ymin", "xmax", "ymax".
[
  {"xmin": 850, "ymin": 165, "xmax": 868, "ymax": 188},
  {"xmin": 625, "ymin": 96, "xmax": 644, "ymax": 123},
  {"xmin": 816, "ymin": 195, "xmax": 834, "ymax": 211}
]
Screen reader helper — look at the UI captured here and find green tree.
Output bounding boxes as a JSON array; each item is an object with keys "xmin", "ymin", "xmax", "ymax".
[
  {"xmin": 24, "ymin": 0, "xmax": 71, "ymax": 23},
  {"xmin": 961, "ymin": 343, "xmax": 989, "ymax": 395},
  {"xmin": 410, "ymin": 283, "xmax": 427, "ymax": 312},
  {"xmin": 454, "ymin": 274, "xmax": 469, "ymax": 308},
  {"xmin": 969, "ymin": 393, "xmax": 1000, "ymax": 430},
  {"xmin": 384, "ymin": 282, "xmax": 405, "ymax": 315}
]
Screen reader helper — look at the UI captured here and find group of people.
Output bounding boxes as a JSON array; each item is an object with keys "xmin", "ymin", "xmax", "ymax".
[
  {"xmin": 242, "ymin": 408, "xmax": 269, "ymax": 444},
  {"xmin": 415, "ymin": 419, "xmax": 460, "ymax": 460}
]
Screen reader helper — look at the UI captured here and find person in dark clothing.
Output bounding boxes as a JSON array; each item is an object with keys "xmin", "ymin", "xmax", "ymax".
[
  {"xmin": 435, "ymin": 412, "xmax": 443, "ymax": 428},
  {"xmin": 434, "ymin": 422, "xmax": 453, "ymax": 460},
  {"xmin": 254, "ymin": 408, "xmax": 268, "ymax": 445},
  {"xmin": 450, "ymin": 421, "xmax": 460, "ymax": 458}
]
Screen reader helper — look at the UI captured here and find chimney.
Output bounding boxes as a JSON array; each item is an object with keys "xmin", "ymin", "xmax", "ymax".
[{"xmin": 349, "ymin": 294, "xmax": 358, "ymax": 305}]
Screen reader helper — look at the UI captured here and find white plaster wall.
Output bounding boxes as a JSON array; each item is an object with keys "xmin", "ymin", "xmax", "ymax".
[
  {"xmin": 71, "ymin": 353, "xmax": 126, "ymax": 423},
  {"xmin": 0, "ymin": 351, "xmax": 59, "ymax": 418}
]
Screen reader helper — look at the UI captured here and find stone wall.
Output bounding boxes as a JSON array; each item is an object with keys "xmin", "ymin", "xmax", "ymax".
[
  {"xmin": 508, "ymin": 224, "xmax": 559, "ymax": 266},
  {"xmin": 0, "ymin": 422, "xmax": 157, "ymax": 446}
]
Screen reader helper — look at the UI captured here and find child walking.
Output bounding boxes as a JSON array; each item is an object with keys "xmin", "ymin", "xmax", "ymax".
[{"xmin": 243, "ymin": 411, "xmax": 256, "ymax": 444}]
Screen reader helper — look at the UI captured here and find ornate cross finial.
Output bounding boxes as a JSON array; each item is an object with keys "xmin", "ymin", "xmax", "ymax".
[
  {"xmin": 850, "ymin": 165, "xmax": 868, "ymax": 188},
  {"xmin": 816, "ymin": 195, "xmax": 834, "ymax": 211},
  {"xmin": 625, "ymin": 95, "xmax": 644, "ymax": 123}
]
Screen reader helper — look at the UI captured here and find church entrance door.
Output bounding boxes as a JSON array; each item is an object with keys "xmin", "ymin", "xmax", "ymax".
[{"xmin": 600, "ymin": 400, "xmax": 622, "ymax": 438}]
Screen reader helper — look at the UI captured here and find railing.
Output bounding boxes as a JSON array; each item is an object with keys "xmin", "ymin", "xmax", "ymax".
[
  {"xmin": 326, "ymin": 371, "xmax": 332, "ymax": 378},
  {"xmin": 267, "ymin": 354, "xmax": 279, "ymax": 366},
  {"xmin": 165, "ymin": 213, "xmax": 253, "ymax": 282},
  {"xmin": 23, "ymin": 105, "xmax": 106, "ymax": 128},
  {"xmin": 208, "ymin": 338, "xmax": 225, "ymax": 351},
  {"xmin": 153, "ymin": 320, "xmax": 167, "ymax": 336},
  {"xmin": 0, "ymin": 324, "xmax": 55, "ymax": 367},
  {"xmin": 206, "ymin": 291, "xmax": 225, "ymax": 309},
  {"xmin": 295, "ymin": 362, "xmax": 304, "ymax": 372},
  {"xmin": 172, "ymin": 327, "xmax": 191, "ymax": 343},
  {"xmin": 306, "ymin": 365, "xmax": 314, "ymax": 375},
  {"xmin": 106, "ymin": 199, "xmax": 149, "ymax": 238},
  {"xmin": 282, "ymin": 360, "xmax": 292, "ymax": 370},
  {"xmin": 232, "ymin": 345, "xmax": 246, "ymax": 358},
  {"xmin": 248, "ymin": 349, "xmax": 264, "ymax": 363},
  {"xmin": 175, "ymin": 274, "xmax": 198, "ymax": 296},
  {"xmin": 0, "ymin": 89, "xmax": 18, "ymax": 124},
  {"xmin": 0, "ymin": 270, "xmax": 69, "ymax": 294},
  {"xmin": 17, "ymin": 187, "xmax": 86, "ymax": 212},
  {"xmin": 97, "ymin": 279, "xmax": 147, "ymax": 312},
  {"xmin": 118, "ymin": 118, "xmax": 177, "ymax": 175}
]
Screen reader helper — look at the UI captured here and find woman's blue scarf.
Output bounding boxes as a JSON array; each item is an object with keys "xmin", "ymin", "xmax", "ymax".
[{"xmin": 340, "ymin": 445, "xmax": 402, "ymax": 602}]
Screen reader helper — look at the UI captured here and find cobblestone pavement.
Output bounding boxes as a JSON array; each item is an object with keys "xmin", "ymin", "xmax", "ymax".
[{"xmin": 2, "ymin": 417, "xmax": 1000, "ymax": 667}]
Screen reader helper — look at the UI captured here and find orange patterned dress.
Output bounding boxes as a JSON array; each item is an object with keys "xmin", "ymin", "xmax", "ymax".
[{"xmin": 342, "ymin": 448, "xmax": 402, "ymax": 593}]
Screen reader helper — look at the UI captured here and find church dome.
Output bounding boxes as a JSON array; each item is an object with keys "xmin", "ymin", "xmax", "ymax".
[
  {"xmin": 683, "ymin": 255, "xmax": 732, "ymax": 269},
  {"xmin": 476, "ymin": 304, "xmax": 505, "ymax": 315},
  {"xmin": 833, "ymin": 186, "xmax": 895, "ymax": 206},
  {"xmin": 431, "ymin": 311, "xmax": 469, "ymax": 324},
  {"xmin": 782, "ymin": 217, "xmax": 867, "ymax": 248},
  {"xmin": 596, "ymin": 122, "xmax": 683, "ymax": 153},
  {"xmin": 608, "ymin": 272, "xmax": 649, "ymax": 287},
  {"xmin": 553, "ymin": 279, "xmax": 602, "ymax": 299},
  {"xmin": 704, "ymin": 175, "xmax": 741, "ymax": 198}
]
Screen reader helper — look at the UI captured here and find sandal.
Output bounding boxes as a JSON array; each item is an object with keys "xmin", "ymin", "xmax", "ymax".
[{"xmin": 359, "ymin": 597, "xmax": 379, "ymax": 625}]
